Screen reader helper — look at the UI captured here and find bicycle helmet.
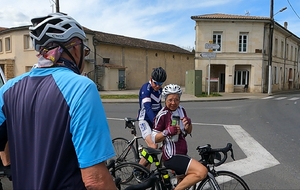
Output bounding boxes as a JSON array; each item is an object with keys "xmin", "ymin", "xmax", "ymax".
[
  {"xmin": 29, "ymin": 12, "xmax": 86, "ymax": 51},
  {"xmin": 162, "ymin": 84, "xmax": 182, "ymax": 99},
  {"xmin": 151, "ymin": 67, "xmax": 167, "ymax": 82}
]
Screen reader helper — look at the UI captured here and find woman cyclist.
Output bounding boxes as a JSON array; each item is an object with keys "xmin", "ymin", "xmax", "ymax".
[{"xmin": 152, "ymin": 84, "xmax": 208, "ymax": 190}]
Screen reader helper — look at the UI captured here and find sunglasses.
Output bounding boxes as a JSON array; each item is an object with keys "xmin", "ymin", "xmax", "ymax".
[
  {"xmin": 64, "ymin": 40, "xmax": 91, "ymax": 57},
  {"xmin": 83, "ymin": 44, "xmax": 91, "ymax": 57},
  {"xmin": 152, "ymin": 79, "xmax": 163, "ymax": 86}
]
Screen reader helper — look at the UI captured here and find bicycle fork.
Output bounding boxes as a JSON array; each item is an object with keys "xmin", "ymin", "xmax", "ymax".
[{"xmin": 207, "ymin": 172, "xmax": 221, "ymax": 190}]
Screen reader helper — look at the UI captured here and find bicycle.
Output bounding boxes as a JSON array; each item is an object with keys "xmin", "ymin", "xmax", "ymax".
[
  {"xmin": 122, "ymin": 143, "xmax": 250, "ymax": 190},
  {"xmin": 112, "ymin": 117, "xmax": 144, "ymax": 164}
]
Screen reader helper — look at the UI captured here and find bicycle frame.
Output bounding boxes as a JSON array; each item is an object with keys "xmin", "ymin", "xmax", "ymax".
[
  {"xmin": 126, "ymin": 143, "xmax": 249, "ymax": 190},
  {"xmin": 206, "ymin": 172, "xmax": 221, "ymax": 190},
  {"xmin": 114, "ymin": 117, "xmax": 144, "ymax": 163},
  {"xmin": 117, "ymin": 136, "xmax": 143, "ymax": 163}
]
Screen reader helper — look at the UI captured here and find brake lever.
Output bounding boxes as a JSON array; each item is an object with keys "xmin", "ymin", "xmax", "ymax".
[{"xmin": 230, "ymin": 148, "xmax": 235, "ymax": 161}]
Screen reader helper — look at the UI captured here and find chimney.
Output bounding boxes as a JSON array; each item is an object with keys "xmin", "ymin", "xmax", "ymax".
[{"xmin": 284, "ymin": 22, "xmax": 288, "ymax": 29}]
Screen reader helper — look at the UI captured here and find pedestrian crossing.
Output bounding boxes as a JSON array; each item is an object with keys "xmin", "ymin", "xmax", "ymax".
[{"xmin": 262, "ymin": 96, "xmax": 300, "ymax": 101}]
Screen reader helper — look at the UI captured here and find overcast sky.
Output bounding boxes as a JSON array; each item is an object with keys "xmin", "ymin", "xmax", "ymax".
[{"xmin": 1, "ymin": 0, "xmax": 300, "ymax": 50}]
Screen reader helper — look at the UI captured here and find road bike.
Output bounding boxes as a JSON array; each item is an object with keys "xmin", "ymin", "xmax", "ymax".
[
  {"xmin": 112, "ymin": 117, "xmax": 144, "ymax": 164},
  {"xmin": 122, "ymin": 143, "xmax": 250, "ymax": 190}
]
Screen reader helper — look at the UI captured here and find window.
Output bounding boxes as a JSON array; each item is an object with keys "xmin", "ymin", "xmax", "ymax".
[
  {"xmin": 103, "ymin": 58, "xmax": 110, "ymax": 63},
  {"xmin": 274, "ymin": 38, "xmax": 278, "ymax": 56},
  {"xmin": 213, "ymin": 32, "xmax": 222, "ymax": 52},
  {"xmin": 273, "ymin": 66, "xmax": 278, "ymax": 84},
  {"xmin": 5, "ymin": 37, "xmax": 11, "ymax": 51},
  {"xmin": 286, "ymin": 44, "xmax": 289, "ymax": 60},
  {"xmin": 0, "ymin": 39, "xmax": 2, "ymax": 52},
  {"xmin": 239, "ymin": 33, "xmax": 248, "ymax": 52},
  {"xmin": 24, "ymin": 35, "xmax": 33, "ymax": 50},
  {"xmin": 234, "ymin": 70, "xmax": 249, "ymax": 85},
  {"xmin": 281, "ymin": 41, "xmax": 284, "ymax": 58},
  {"xmin": 291, "ymin": 45, "xmax": 293, "ymax": 61},
  {"xmin": 295, "ymin": 47, "xmax": 297, "ymax": 61}
]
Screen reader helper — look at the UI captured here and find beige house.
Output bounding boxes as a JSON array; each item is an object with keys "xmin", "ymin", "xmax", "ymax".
[
  {"xmin": 0, "ymin": 26, "xmax": 194, "ymax": 91},
  {"xmin": 191, "ymin": 13, "xmax": 300, "ymax": 93}
]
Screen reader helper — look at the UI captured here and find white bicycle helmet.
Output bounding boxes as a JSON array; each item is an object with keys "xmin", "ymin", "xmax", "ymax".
[
  {"xmin": 29, "ymin": 12, "xmax": 86, "ymax": 51},
  {"xmin": 162, "ymin": 84, "xmax": 182, "ymax": 99}
]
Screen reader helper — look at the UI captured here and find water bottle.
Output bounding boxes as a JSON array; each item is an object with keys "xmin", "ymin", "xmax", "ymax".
[
  {"xmin": 162, "ymin": 171, "xmax": 172, "ymax": 189},
  {"xmin": 137, "ymin": 145, "xmax": 143, "ymax": 162}
]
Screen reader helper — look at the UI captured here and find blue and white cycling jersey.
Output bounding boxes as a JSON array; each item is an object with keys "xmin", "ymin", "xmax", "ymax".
[
  {"xmin": 0, "ymin": 66, "xmax": 115, "ymax": 189},
  {"xmin": 137, "ymin": 81, "xmax": 162, "ymax": 127}
]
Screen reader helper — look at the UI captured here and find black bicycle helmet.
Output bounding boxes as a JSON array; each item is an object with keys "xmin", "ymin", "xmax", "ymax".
[{"xmin": 151, "ymin": 67, "xmax": 167, "ymax": 82}]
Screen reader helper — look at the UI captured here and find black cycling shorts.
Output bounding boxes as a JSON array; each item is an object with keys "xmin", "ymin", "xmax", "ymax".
[{"xmin": 163, "ymin": 154, "xmax": 192, "ymax": 175}]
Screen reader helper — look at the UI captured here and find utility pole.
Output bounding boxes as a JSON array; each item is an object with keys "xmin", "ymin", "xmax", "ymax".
[
  {"xmin": 56, "ymin": 0, "xmax": 60, "ymax": 12},
  {"xmin": 267, "ymin": 0, "xmax": 274, "ymax": 95}
]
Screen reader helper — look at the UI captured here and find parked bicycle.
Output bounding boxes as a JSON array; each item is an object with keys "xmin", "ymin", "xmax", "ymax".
[
  {"xmin": 112, "ymin": 117, "xmax": 144, "ymax": 164},
  {"xmin": 122, "ymin": 142, "xmax": 250, "ymax": 190}
]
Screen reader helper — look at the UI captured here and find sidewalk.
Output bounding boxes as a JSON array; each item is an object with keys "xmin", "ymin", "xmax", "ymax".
[{"xmin": 99, "ymin": 88, "xmax": 270, "ymax": 103}]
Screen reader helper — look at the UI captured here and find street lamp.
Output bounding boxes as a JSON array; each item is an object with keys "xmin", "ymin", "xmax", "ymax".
[{"xmin": 267, "ymin": 0, "xmax": 287, "ymax": 95}]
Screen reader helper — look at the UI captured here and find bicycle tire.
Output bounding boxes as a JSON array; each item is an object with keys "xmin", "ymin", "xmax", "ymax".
[
  {"xmin": 112, "ymin": 137, "xmax": 139, "ymax": 163},
  {"xmin": 115, "ymin": 162, "xmax": 152, "ymax": 189},
  {"xmin": 197, "ymin": 171, "xmax": 250, "ymax": 190}
]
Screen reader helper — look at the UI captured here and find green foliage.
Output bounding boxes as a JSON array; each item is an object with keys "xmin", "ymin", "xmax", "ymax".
[
  {"xmin": 196, "ymin": 92, "xmax": 222, "ymax": 97},
  {"xmin": 100, "ymin": 94, "xmax": 139, "ymax": 99}
]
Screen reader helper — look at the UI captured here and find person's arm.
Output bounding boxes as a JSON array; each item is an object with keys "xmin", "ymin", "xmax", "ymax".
[
  {"xmin": 81, "ymin": 162, "xmax": 117, "ymax": 190},
  {"xmin": 182, "ymin": 108, "xmax": 192, "ymax": 134},
  {"xmin": 69, "ymin": 80, "xmax": 116, "ymax": 189},
  {"xmin": 182, "ymin": 117, "xmax": 192, "ymax": 134},
  {"xmin": 153, "ymin": 110, "xmax": 179, "ymax": 143},
  {"xmin": 0, "ymin": 121, "xmax": 8, "ymax": 151}
]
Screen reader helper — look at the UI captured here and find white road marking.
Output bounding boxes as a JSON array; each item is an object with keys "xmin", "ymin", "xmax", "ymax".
[
  {"xmin": 275, "ymin": 97, "xmax": 287, "ymax": 100},
  {"xmin": 109, "ymin": 118, "xmax": 280, "ymax": 178},
  {"xmin": 288, "ymin": 97, "xmax": 299, "ymax": 101},
  {"xmin": 219, "ymin": 125, "xmax": 280, "ymax": 176},
  {"xmin": 107, "ymin": 117, "xmax": 125, "ymax": 121},
  {"xmin": 262, "ymin": 96, "xmax": 274, "ymax": 99}
]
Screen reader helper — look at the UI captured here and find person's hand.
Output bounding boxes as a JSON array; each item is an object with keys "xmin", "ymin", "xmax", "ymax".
[
  {"xmin": 162, "ymin": 126, "xmax": 178, "ymax": 137},
  {"xmin": 182, "ymin": 117, "xmax": 191, "ymax": 126}
]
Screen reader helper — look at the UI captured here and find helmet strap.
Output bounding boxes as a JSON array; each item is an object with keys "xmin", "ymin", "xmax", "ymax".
[
  {"xmin": 77, "ymin": 42, "xmax": 84, "ymax": 71},
  {"xmin": 57, "ymin": 42, "xmax": 81, "ymax": 74}
]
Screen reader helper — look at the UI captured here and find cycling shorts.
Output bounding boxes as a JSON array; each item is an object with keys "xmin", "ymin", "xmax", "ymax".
[
  {"xmin": 138, "ymin": 120, "xmax": 152, "ymax": 139},
  {"xmin": 163, "ymin": 154, "xmax": 192, "ymax": 175}
]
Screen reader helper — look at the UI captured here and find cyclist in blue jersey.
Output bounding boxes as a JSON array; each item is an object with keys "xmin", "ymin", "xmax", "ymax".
[
  {"xmin": 137, "ymin": 67, "xmax": 167, "ymax": 168},
  {"xmin": 0, "ymin": 13, "xmax": 117, "ymax": 190}
]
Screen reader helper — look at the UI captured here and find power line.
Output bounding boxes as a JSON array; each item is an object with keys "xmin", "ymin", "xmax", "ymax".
[{"xmin": 286, "ymin": 0, "xmax": 300, "ymax": 19}]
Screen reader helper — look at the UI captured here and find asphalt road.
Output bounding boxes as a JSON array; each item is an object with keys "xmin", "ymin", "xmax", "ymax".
[
  {"xmin": 104, "ymin": 93, "xmax": 300, "ymax": 189},
  {"xmin": 2, "ymin": 92, "xmax": 300, "ymax": 189}
]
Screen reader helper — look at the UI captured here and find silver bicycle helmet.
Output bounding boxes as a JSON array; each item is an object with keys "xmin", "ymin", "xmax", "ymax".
[
  {"xmin": 29, "ymin": 12, "xmax": 86, "ymax": 51},
  {"xmin": 162, "ymin": 84, "xmax": 182, "ymax": 99},
  {"xmin": 151, "ymin": 67, "xmax": 167, "ymax": 82}
]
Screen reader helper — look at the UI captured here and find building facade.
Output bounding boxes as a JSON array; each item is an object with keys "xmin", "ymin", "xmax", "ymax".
[
  {"xmin": 0, "ymin": 26, "xmax": 194, "ymax": 91},
  {"xmin": 191, "ymin": 13, "xmax": 300, "ymax": 93}
]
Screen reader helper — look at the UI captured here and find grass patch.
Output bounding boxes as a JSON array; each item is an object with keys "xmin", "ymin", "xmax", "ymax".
[
  {"xmin": 196, "ymin": 92, "xmax": 222, "ymax": 97},
  {"xmin": 100, "ymin": 94, "xmax": 139, "ymax": 99}
]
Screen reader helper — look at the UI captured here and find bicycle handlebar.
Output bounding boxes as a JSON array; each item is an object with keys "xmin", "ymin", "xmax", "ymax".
[{"xmin": 196, "ymin": 143, "xmax": 235, "ymax": 167}]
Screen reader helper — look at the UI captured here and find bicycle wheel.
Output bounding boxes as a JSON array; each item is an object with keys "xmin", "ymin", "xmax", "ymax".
[
  {"xmin": 197, "ymin": 171, "xmax": 250, "ymax": 190},
  {"xmin": 115, "ymin": 162, "xmax": 152, "ymax": 189},
  {"xmin": 112, "ymin": 137, "xmax": 138, "ymax": 163}
]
